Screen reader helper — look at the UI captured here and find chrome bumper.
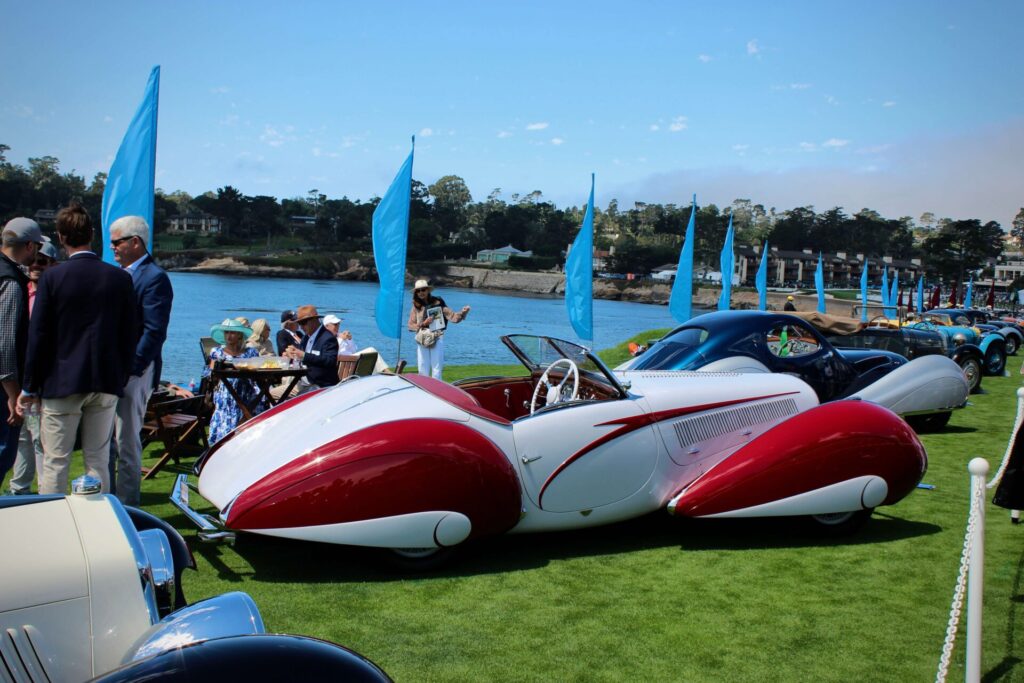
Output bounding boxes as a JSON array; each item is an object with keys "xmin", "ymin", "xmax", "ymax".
[{"xmin": 170, "ymin": 474, "xmax": 236, "ymax": 544}]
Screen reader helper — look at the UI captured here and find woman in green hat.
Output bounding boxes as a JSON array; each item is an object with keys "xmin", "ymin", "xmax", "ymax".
[{"xmin": 206, "ymin": 318, "xmax": 266, "ymax": 443}]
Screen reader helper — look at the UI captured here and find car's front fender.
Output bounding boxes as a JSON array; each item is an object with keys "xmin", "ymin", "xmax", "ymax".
[
  {"xmin": 950, "ymin": 344, "xmax": 983, "ymax": 366},
  {"xmin": 979, "ymin": 333, "xmax": 1006, "ymax": 355}
]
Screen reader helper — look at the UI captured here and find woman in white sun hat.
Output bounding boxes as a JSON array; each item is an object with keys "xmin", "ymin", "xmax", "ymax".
[{"xmin": 407, "ymin": 279, "xmax": 470, "ymax": 380}]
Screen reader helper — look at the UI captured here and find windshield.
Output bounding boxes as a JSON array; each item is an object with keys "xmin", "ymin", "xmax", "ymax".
[
  {"xmin": 502, "ymin": 335, "xmax": 626, "ymax": 396},
  {"xmin": 629, "ymin": 327, "xmax": 709, "ymax": 371}
]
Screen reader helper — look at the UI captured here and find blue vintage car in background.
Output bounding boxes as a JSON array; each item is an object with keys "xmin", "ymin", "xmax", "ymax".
[
  {"xmin": 621, "ymin": 310, "xmax": 970, "ymax": 431},
  {"xmin": 909, "ymin": 311, "xmax": 1007, "ymax": 375},
  {"xmin": 929, "ymin": 308, "xmax": 1023, "ymax": 356}
]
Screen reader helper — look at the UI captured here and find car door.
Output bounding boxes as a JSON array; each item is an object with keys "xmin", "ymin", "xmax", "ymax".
[
  {"xmin": 764, "ymin": 321, "xmax": 851, "ymax": 401},
  {"xmin": 512, "ymin": 399, "xmax": 659, "ymax": 513}
]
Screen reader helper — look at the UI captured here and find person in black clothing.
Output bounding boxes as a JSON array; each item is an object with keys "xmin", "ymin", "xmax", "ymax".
[
  {"xmin": 18, "ymin": 203, "xmax": 136, "ymax": 494},
  {"xmin": 276, "ymin": 309, "xmax": 304, "ymax": 356},
  {"xmin": 0, "ymin": 217, "xmax": 43, "ymax": 481},
  {"xmin": 784, "ymin": 295, "xmax": 797, "ymax": 311}
]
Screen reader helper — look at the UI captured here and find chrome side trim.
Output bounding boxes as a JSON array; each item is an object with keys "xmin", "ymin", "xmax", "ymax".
[{"xmin": 671, "ymin": 398, "xmax": 799, "ymax": 448}]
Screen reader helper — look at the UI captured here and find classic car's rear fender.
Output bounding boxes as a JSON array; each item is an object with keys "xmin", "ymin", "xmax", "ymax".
[
  {"xmin": 846, "ymin": 354, "xmax": 968, "ymax": 415},
  {"xmin": 668, "ymin": 400, "xmax": 926, "ymax": 518},
  {"xmin": 698, "ymin": 356, "xmax": 771, "ymax": 374},
  {"xmin": 224, "ymin": 419, "xmax": 521, "ymax": 544}
]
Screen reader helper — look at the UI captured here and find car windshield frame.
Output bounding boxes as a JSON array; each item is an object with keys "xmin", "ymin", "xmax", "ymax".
[{"xmin": 501, "ymin": 334, "xmax": 628, "ymax": 398}]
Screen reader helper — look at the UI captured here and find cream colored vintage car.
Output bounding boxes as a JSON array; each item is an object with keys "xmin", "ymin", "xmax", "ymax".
[{"xmin": 0, "ymin": 476, "xmax": 390, "ymax": 682}]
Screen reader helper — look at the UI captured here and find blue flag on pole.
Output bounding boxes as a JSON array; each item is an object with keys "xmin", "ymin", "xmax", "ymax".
[
  {"xmin": 860, "ymin": 260, "xmax": 869, "ymax": 322},
  {"xmin": 881, "ymin": 266, "xmax": 889, "ymax": 314},
  {"xmin": 965, "ymin": 278, "xmax": 973, "ymax": 308},
  {"xmin": 565, "ymin": 174, "xmax": 595, "ymax": 342},
  {"xmin": 814, "ymin": 252, "xmax": 826, "ymax": 313},
  {"xmin": 755, "ymin": 241, "xmax": 768, "ymax": 311},
  {"xmin": 372, "ymin": 137, "xmax": 414, "ymax": 339},
  {"xmin": 101, "ymin": 65, "xmax": 160, "ymax": 265},
  {"xmin": 888, "ymin": 270, "xmax": 899, "ymax": 318},
  {"xmin": 669, "ymin": 195, "xmax": 696, "ymax": 323},
  {"xmin": 718, "ymin": 212, "xmax": 735, "ymax": 311},
  {"xmin": 917, "ymin": 276, "xmax": 924, "ymax": 314}
]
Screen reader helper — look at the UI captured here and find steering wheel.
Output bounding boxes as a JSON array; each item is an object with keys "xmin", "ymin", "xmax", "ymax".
[{"xmin": 530, "ymin": 358, "xmax": 579, "ymax": 415}]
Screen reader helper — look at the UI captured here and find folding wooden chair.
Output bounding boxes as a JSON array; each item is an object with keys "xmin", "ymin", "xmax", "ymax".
[
  {"xmin": 337, "ymin": 354, "xmax": 359, "ymax": 381},
  {"xmin": 142, "ymin": 394, "xmax": 209, "ymax": 480}
]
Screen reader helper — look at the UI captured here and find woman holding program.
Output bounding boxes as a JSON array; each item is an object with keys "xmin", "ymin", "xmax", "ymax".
[{"xmin": 407, "ymin": 279, "xmax": 469, "ymax": 380}]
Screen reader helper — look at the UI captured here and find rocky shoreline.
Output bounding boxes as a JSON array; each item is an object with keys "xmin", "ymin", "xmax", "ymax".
[{"xmin": 161, "ymin": 254, "xmax": 834, "ymax": 311}]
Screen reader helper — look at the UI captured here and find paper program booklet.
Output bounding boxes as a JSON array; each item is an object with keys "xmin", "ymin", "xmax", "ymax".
[{"xmin": 426, "ymin": 306, "xmax": 444, "ymax": 332}]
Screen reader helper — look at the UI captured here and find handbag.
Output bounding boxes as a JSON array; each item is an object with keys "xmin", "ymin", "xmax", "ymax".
[{"xmin": 415, "ymin": 328, "xmax": 440, "ymax": 348}]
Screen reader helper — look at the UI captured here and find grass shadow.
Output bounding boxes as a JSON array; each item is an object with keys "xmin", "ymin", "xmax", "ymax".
[
  {"xmin": 941, "ymin": 425, "xmax": 980, "ymax": 435},
  {"xmin": 205, "ymin": 510, "xmax": 941, "ymax": 584},
  {"xmin": 983, "ymin": 543, "xmax": 1024, "ymax": 682}
]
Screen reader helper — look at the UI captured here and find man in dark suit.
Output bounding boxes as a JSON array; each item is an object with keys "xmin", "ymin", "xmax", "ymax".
[
  {"xmin": 108, "ymin": 215, "xmax": 173, "ymax": 505},
  {"xmin": 18, "ymin": 203, "xmax": 136, "ymax": 494},
  {"xmin": 282, "ymin": 305, "xmax": 339, "ymax": 390}
]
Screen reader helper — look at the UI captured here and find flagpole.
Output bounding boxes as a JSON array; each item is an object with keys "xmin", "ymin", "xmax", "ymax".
[{"xmin": 395, "ymin": 135, "xmax": 415, "ymax": 370}]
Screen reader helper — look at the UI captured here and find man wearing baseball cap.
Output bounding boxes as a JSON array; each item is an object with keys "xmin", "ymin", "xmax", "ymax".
[{"xmin": 0, "ymin": 217, "xmax": 44, "ymax": 481}]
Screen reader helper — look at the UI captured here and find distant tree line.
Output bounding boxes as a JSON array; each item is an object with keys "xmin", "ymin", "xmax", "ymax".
[{"xmin": 1, "ymin": 144, "xmax": 1018, "ymax": 283}]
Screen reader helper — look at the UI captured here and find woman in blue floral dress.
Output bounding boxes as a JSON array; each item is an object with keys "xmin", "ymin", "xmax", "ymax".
[{"xmin": 205, "ymin": 318, "xmax": 268, "ymax": 444}]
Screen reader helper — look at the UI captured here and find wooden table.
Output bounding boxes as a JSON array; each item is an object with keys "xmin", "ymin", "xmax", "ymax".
[{"xmin": 209, "ymin": 364, "xmax": 308, "ymax": 422}]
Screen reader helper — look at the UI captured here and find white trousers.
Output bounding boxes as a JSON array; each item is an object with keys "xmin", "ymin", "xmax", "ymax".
[
  {"xmin": 112, "ymin": 363, "xmax": 155, "ymax": 506},
  {"xmin": 39, "ymin": 392, "xmax": 118, "ymax": 494},
  {"xmin": 416, "ymin": 335, "xmax": 445, "ymax": 380}
]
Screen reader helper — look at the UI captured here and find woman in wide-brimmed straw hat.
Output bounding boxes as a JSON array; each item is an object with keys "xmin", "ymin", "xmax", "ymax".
[
  {"xmin": 407, "ymin": 279, "xmax": 470, "ymax": 380},
  {"xmin": 205, "ymin": 318, "xmax": 267, "ymax": 444}
]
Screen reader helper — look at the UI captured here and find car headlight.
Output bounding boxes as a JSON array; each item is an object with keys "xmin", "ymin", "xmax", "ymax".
[
  {"xmin": 952, "ymin": 332, "xmax": 967, "ymax": 346},
  {"xmin": 137, "ymin": 529, "xmax": 176, "ymax": 617}
]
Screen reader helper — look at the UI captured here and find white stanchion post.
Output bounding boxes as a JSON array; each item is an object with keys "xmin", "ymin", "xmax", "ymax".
[{"xmin": 965, "ymin": 457, "xmax": 989, "ymax": 683}]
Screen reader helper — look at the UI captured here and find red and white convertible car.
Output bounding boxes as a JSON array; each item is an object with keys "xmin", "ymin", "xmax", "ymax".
[{"xmin": 175, "ymin": 335, "xmax": 927, "ymax": 563}]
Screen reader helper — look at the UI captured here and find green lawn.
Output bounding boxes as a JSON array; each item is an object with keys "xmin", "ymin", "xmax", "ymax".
[{"xmin": 10, "ymin": 337, "xmax": 1024, "ymax": 681}]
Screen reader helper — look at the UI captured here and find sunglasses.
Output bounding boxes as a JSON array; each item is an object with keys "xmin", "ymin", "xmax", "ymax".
[
  {"xmin": 33, "ymin": 256, "xmax": 54, "ymax": 266},
  {"xmin": 110, "ymin": 236, "xmax": 135, "ymax": 247}
]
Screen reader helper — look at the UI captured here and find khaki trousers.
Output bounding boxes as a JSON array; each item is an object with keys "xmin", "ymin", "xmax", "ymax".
[{"xmin": 38, "ymin": 392, "xmax": 118, "ymax": 495}]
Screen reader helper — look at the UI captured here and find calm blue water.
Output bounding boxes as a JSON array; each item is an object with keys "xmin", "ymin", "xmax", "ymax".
[{"xmin": 163, "ymin": 272, "xmax": 679, "ymax": 386}]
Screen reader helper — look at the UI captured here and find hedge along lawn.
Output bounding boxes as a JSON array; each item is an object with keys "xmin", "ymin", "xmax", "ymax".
[{"xmin": 11, "ymin": 333, "xmax": 1024, "ymax": 681}]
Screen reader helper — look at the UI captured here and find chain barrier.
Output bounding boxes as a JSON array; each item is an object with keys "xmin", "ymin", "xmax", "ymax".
[
  {"xmin": 987, "ymin": 388, "xmax": 1024, "ymax": 490},
  {"xmin": 936, "ymin": 469, "xmax": 987, "ymax": 683}
]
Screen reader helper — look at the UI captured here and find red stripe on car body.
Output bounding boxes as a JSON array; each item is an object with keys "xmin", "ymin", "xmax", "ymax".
[{"xmin": 537, "ymin": 392, "xmax": 800, "ymax": 508}]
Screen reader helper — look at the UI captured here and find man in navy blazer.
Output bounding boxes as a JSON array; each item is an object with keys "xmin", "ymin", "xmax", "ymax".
[
  {"xmin": 108, "ymin": 215, "xmax": 173, "ymax": 505},
  {"xmin": 19, "ymin": 203, "xmax": 137, "ymax": 494},
  {"xmin": 282, "ymin": 305, "xmax": 339, "ymax": 390}
]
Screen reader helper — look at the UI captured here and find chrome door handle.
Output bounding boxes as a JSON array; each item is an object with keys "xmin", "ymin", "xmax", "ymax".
[{"xmin": 521, "ymin": 455, "xmax": 542, "ymax": 464}]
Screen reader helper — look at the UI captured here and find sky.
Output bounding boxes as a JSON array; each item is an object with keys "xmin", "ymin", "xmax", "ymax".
[{"xmin": 2, "ymin": 0, "xmax": 1022, "ymax": 228}]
